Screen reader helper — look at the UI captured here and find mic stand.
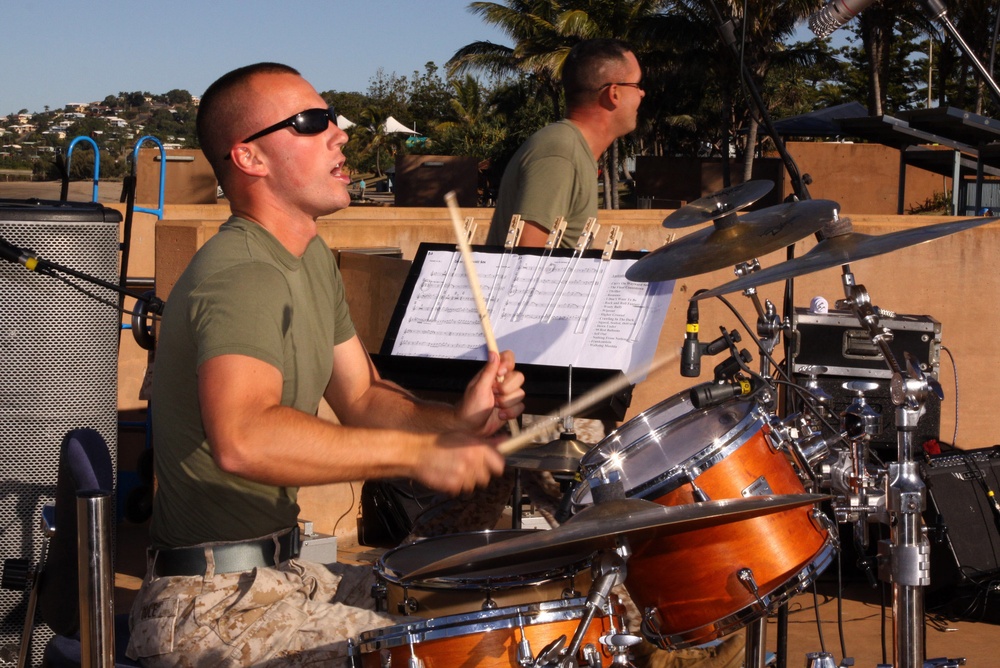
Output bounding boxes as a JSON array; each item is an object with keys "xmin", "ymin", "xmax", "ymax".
[
  {"xmin": 919, "ymin": 0, "xmax": 1000, "ymax": 107},
  {"xmin": 10, "ymin": 245, "xmax": 163, "ymax": 315}
]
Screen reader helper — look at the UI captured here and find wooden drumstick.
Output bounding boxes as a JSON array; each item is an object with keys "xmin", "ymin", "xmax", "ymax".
[
  {"xmin": 498, "ymin": 349, "xmax": 677, "ymax": 455},
  {"xmin": 444, "ymin": 191, "xmax": 520, "ymax": 436}
]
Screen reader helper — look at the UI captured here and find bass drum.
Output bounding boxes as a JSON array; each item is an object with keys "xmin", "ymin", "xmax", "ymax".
[
  {"xmin": 373, "ymin": 530, "xmax": 591, "ymax": 617},
  {"xmin": 572, "ymin": 389, "xmax": 835, "ymax": 649}
]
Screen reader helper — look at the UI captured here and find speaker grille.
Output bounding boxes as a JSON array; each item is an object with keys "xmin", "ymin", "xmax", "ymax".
[{"xmin": 0, "ymin": 203, "xmax": 120, "ymax": 666}]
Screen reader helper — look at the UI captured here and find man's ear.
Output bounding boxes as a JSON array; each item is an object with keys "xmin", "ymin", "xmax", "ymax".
[{"xmin": 230, "ymin": 145, "xmax": 268, "ymax": 177}]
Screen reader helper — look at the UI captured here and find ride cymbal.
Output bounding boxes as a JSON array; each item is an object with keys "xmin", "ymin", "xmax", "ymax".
[
  {"xmin": 662, "ymin": 180, "xmax": 775, "ymax": 229},
  {"xmin": 692, "ymin": 215, "xmax": 999, "ymax": 300},
  {"xmin": 627, "ymin": 199, "xmax": 840, "ymax": 283},
  {"xmin": 402, "ymin": 494, "xmax": 827, "ymax": 581}
]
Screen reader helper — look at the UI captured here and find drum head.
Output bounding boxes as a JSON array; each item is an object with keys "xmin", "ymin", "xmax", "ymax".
[{"xmin": 575, "ymin": 391, "xmax": 763, "ymax": 505}]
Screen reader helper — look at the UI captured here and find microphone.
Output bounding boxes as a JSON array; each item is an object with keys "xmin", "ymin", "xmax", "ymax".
[
  {"xmin": 681, "ymin": 298, "xmax": 701, "ymax": 377},
  {"xmin": 0, "ymin": 237, "xmax": 40, "ymax": 271},
  {"xmin": 808, "ymin": 0, "xmax": 877, "ymax": 38},
  {"xmin": 689, "ymin": 378, "xmax": 754, "ymax": 409}
]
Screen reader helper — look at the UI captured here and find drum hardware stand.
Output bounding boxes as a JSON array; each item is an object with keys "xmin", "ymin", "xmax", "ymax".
[
  {"xmin": 792, "ymin": 271, "xmax": 961, "ymax": 668},
  {"xmin": 560, "ymin": 549, "xmax": 637, "ymax": 668}
]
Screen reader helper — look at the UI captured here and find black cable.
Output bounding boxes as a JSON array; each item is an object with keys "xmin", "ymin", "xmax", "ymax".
[
  {"xmin": 333, "ymin": 482, "xmax": 356, "ymax": 536},
  {"xmin": 940, "ymin": 345, "xmax": 959, "ymax": 446},
  {"xmin": 812, "ymin": 579, "xmax": 827, "ymax": 653},
  {"xmin": 837, "ymin": 549, "xmax": 847, "ymax": 661}
]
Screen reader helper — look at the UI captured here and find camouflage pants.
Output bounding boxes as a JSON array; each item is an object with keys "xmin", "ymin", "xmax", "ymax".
[{"xmin": 126, "ymin": 551, "xmax": 396, "ymax": 667}]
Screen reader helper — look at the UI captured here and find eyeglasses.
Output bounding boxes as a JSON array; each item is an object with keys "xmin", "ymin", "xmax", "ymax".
[
  {"xmin": 600, "ymin": 82, "xmax": 643, "ymax": 91},
  {"xmin": 240, "ymin": 106, "xmax": 338, "ymax": 144}
]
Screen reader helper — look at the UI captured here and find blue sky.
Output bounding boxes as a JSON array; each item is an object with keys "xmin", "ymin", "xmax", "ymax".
[
  {"xmin": 3, "ymin": 1, "xmax": 836, "ymax": 117},
  {"xmin": 2, "ymin": 0, "xmax": 510, "ymax": 115}
]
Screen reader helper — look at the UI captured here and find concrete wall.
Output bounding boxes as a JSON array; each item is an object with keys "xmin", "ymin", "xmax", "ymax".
[{"xmin": 135, "ymin": 205, "xmax": 1000, "ymax": 539}]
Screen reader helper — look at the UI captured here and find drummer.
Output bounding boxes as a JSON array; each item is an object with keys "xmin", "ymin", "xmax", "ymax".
[{"xmin": 126, "ymin": 62, "xmax": 526, "ymax": 666}]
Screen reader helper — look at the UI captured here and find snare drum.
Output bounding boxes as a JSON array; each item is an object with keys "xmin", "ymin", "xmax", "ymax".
[
  {"xmin": 374, "ymin": 530, "xmax": 592, "ymax": 617},
  {"xmin": 353, "ymin": 598, "xmax": 622, "ymax": 668},
  {"xmin": 573, "ymin": 390, "xmax": 834, "ymax": 649}
]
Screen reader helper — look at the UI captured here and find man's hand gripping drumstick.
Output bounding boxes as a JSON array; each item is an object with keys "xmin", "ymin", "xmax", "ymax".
[
  {"xmin": 498, "ymin": 349, "xmax": 677, "ymax": 455},
  {"xmin": 444, "ymin": 191, "xmax": 521, "ymax": 436}
]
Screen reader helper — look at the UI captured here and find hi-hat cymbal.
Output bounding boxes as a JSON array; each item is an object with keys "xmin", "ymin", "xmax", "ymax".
[
  {"xmin": 662, "ymin": 180, "xmax": 775, "ymax": 229},
  {"xmin": 627, "ymin": 199, "xmax": 840, "ymax": 283},
  {"xmin": 693, "ymin": 215, "xmax": 998, "ymax": 300},
  {"xmin": 506, "ymin": 433, "xmax": 591, "ymax": 473},
  {"xmin": 402, "ymin": 494, "xmax": 827, "ymax": 582}
]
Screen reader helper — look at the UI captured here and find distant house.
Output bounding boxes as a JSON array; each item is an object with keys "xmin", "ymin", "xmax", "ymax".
[
  {"xmin": 10, "ymin": 124, "xmax": 36, "ymax": 135},
  {"xmin": 65, "ymin": 103, "xmax": 88, "ymax": 113}
]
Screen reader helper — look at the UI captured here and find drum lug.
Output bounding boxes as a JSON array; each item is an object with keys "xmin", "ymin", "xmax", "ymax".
[
  {"xmin": 397, "ymin": 595, "xmax": 418, "ymax": 616},
  {"xmin": 562, "ymin": 586, "xmax": 582, "ymax": 599},
  {"xmin": 405, "ymin": 632, "xmax": 424, "ymax": 668},
  {"xmin": 516, "ymin": 613, "xmax": 534, "ymax": 667},
  {"xmin": 737, "ymin": 567, "xmax": 767, "ymax": 610},
  {"xmin": 581, "ymin": 643, "xmax": 604, "ymax": 667},
  {"xmin": 482, "ymin": 591, "xmax": 499, "ymax": 610},
  {"xmin": 371, "ymin": 581, "xmax": 387, "ymax": 612},
  {"xmin": 810, "ymin": 508, "xmax": 840, "ymax": 549},
  {"xmin": 684, "ymin": 473, "xmax": 711, "ymax": 502}
]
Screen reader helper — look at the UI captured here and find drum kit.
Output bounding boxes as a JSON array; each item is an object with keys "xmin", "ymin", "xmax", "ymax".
[{"xmin": 350, "ymin": 183, "xmax": 993, "ymax": 668}]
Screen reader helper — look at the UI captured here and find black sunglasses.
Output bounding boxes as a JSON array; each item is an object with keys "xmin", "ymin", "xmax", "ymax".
[
  {"xmin": 600, "ymin": 82, "xmax": 643, "ymax": 91},
  {"xmin": 240, "ymin": 106, "xmax": 338, "ymax": 144}
]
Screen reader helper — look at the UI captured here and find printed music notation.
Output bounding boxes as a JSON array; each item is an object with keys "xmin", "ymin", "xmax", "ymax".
[{"xmin": 391, "ymin": 249, "xmax": 674, "ymax": 376}]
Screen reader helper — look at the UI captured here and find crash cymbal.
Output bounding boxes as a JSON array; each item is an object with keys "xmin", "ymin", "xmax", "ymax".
[
  {"xmin": 506, "ymin": 433, "xmax": 591, "ymax": 473},
  {"xmin": 662, "ymin": 180, "xmax": 774, "ymax": 229},
  {"xmin": 402, "ymin": 494, "xmax": 827, "ymax": 582},
  {"xmin": 627, "ymin": 199, "xmax": 840, "ymax": 283},
  {"xmin": 693, "ymin": 215, "xmax": 998, "ymax": 300}
]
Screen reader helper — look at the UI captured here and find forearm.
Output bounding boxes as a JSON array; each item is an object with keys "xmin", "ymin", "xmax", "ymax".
[{"xmin": 211, "ymin": 402, "xmax": 429, "ymax": 486}]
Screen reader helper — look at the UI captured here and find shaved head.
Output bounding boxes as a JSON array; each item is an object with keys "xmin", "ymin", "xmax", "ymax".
[
  {"xmin": 562, "ymin": 39, "xmax": 635, "ymax": 109},
  {"xmin": 197, "ymin": 62, "xmax": 301, "ymax": 179}
]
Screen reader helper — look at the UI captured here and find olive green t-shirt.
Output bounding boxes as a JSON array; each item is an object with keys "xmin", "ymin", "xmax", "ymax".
[
  {"xmin": 486, "ymin": 119, "xmax": 598, "ymax": 248},
  {"xmin": 149, "ymin": 217, "xmax": 355, "ymax": 549}
]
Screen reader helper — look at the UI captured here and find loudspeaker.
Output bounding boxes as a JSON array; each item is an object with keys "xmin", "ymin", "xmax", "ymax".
[
  {"xmin": 0, "ymin": 200, "xmax": 121, "ymax": 666},
  {"xmin": 923, "ymin": 447, "xmax": 1000, "ymax": 589}
]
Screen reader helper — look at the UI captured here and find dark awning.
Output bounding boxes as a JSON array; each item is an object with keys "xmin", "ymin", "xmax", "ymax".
[{"xmin": 771, "ymin": 102, "xmax": 869, "ymax": 137}]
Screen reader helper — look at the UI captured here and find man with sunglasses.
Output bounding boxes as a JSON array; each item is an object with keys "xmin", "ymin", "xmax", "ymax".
[
  {"xmin": 127, "ymin": 62, "xmax": 525, "ymax": 666},
  {"xmin": 485, "ymin": 38, "xmax": 644, "ymax": 250}
]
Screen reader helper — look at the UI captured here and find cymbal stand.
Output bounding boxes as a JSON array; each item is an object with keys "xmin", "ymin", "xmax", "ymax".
[
  {"xmin": 730, "ymin": 260, "xmax": 783, "ymax": 387},
  {"xmin": 833, "ymin": 273, "xmax": 940, "ymax": 668},
  {"xmin": 560, "ymin": 550, "xmax": 632, "ymax": 667}
]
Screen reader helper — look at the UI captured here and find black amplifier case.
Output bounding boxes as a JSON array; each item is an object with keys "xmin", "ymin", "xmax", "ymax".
[{"xmin": 791, "ymin": 309, "xmax": 942, "ymax": 452}]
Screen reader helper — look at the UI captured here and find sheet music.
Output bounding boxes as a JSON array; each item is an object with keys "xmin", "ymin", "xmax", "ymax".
[{"xmin": 391, "ymin": 249, "xmax": 674, "ymax": 376}]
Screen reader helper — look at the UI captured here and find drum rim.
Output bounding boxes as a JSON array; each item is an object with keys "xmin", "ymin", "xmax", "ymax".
[
  {"xmin": 640, "ymin": 541, "xmax": 837, "ymax": 650},
  {"xmin": 355, "ymin": 597, "xmax": 594, "ymax": 650},
  {"xmin": 577, "ymin": 394, "xmax": 768, "ymax": 504},
  {"xmin": 376, "ymin": 529, "xmax": 591, "ymax": 589}
]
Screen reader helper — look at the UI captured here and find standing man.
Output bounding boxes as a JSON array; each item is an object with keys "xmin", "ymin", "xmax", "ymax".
[
  {"xmin": 127, "ymin": 62, "xmax": 525, "ymax": 667},
  {"xmin": 486, "ymin": 38, "xmax": 644, "ymax": 249}
]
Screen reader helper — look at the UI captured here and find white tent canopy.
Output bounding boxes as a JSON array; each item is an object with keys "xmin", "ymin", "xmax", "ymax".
[
  {"xmin": 336, "ymin": 115, "xmax": 355, "ymax": 130},
  {"xmin": 383, "ymin": 116, "xmax": 418, "ymax": 134}
]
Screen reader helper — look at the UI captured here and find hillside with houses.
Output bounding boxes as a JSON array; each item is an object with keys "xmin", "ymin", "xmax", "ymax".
[{"xmin": 0, "ymin": 90, "xmax": 199, "ymax": 180}]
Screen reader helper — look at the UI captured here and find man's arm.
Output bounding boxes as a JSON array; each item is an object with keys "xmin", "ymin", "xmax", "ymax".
[
  {"xmin": 517, "ymin": 220, "xmax": 551, "ymax": 247},
  {"xmin": 198, "ymin": 335, "xmax": 522, "ymax": 494}
]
